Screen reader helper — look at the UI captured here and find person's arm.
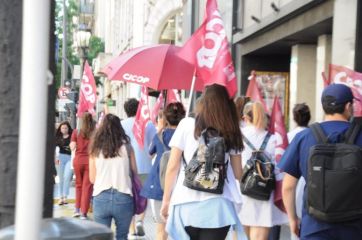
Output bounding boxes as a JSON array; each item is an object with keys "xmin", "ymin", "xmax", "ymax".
[
  {"xmin": 89, "ymin": 156, "xmax": 96, "ymax": 184},
  {"xmin": 230, "ymin": 154, "xmax": 242, "ymax": 181},
  {"xmin": 160, "ymin": 146, "xmax": 182, "ymax": 221},
  {"xmin": 129, "ymin": 146, "xmax": 138, "ymax": 175},
  {"xmin": 70, "ymin": 131, "xmax": 77, "ymax": 151},
  {"xmin": 282, "ymin": 173, "xmax": 300, "ymax": 237}
]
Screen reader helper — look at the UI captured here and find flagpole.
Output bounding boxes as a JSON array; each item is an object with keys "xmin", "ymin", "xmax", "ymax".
[{"xmin": 186, "ymin": 71, "xmax": 197, "ymax": 117}]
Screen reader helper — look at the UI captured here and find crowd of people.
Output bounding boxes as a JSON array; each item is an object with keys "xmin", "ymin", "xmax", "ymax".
[{"xmin": 54, "ymin": 83, "xmax": 362, "ymax": 240}]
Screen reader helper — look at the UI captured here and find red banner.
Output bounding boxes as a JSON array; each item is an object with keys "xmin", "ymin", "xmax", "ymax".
[
  {"xmin": 329, "ymin": 64, "xmax": 362, "ymax": 116},
  {"xmin": 246, "ymin": 71, "xmax": 268, "ymax": 112},
  {"xmin": 167, "ymin": 89, "xmax": 181, "ymax": 104},
  {"xmin": 177, "ymin": 0, "xmax": 237, "ymax": 97},
  {"xmin": 132, "ymin": 86, "xmax": 150, "ymax": 148},
  {"xmin": 150, "ymin": 92, "xmax": 164, "ymax": 125},
  {"xmin": 269, "ymin": 97, "xmax": 288, "ymax": 212},
  {"xmin": 77, "ymin": 61, "xmax": 97, "ymax": 117}
]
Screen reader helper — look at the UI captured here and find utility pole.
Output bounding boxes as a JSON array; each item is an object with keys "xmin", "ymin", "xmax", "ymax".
[
  {"xmin": 61, "ymin": 0, "xmax": 67, "ymax": 88},
  {"xmin": 0, "ymin": 0, "xmax": 22, "ymax": 228}
]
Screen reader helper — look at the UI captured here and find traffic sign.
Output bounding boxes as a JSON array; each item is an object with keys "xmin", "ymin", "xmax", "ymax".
[{"xmin": 58, "ymin": 87, "xmax": 71, "ymax": 99}]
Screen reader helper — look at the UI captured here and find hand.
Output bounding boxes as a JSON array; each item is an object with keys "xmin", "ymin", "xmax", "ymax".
[
  {"xmin": 290, "ymin": 218, "xmax": 301, "ymax": 238},
  {"xmin": 55, "ymin": 159, "xmax": 60, "ymax": 165},
  {"xmin": 160, "ymin": 201, "xmax": 170, "ymax": 223}
]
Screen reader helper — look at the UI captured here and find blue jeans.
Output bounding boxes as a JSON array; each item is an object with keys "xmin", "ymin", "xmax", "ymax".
[
  {"xmin": 93, "ymin": 188, "xmax": 134, "ymax": 240},
  {"xmin": 56, "ymin": 153, "xmax": 73, "ymax": 198}
]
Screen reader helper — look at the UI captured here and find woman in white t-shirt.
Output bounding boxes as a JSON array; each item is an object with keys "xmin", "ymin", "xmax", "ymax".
[
  {"xmin": 160, "ymin": 84, "xmax": 244, "ymax": 240},
  {"xmin": 239, "ymin": 102, "xmax": 288, "ymax": 240},
  {"xmin": 89, "ymin": 114, "xmax": 138, "ymax": 240}
]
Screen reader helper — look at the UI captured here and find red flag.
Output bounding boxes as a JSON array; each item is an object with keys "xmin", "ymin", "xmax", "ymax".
[
  {"xmin": 269, "ymin": 96, "xmax": 288, "ymax": 212},
  {"xmin": 166, "ymin": 89, "xmax": 181, "ymax": 104},
  {"xmin": 133, "ymin": 86, "xmax": 150, "ymax": 148},
  {"xmin": 246, "ymin": 71, "xmax": 268, "ymax": 112},
  {"xmin": 77, "ymin": 61, "xmax": 97, "ymax": 117},
  {"xmin": 177, "ymin": 0, "xmax": 237, "ymax": 97},
  {"xmin": 322, "ymin": 71, "xmax": 330, "ymax": 87},
  {"xmin": 150, "ymin": 92, "xmax": 164, "ymax": 125},
  {"xmin": 329, "ymin": 64, "xmax": 362, "ymax": 117}
]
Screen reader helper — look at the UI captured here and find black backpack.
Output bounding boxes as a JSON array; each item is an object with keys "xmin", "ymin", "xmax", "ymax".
[
  {"xmin": 183, "ymin": 127, "xmax": 227, "ymax": 194},
  {"xmin": 307, "ymin": 122, "xmax": 362, "ymax": 223},
  {"xmin": 240, "ymin": 133, "xmax": 275, "ymax": 201}
]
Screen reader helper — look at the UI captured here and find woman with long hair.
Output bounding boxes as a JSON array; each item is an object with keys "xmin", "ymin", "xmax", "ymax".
[
  {"xmin": 70, "ymin": 112, "xmax": 96, "ymax": 219},
  {"xmin": 55, "ymin": 121, "xmax": 73, "ymax": 205},
  {"xmin": 141, "ymin": 102, "xmax": 186, "ymax": 240},
  {"xmin": 239, "ymin": 102, "xmax": 288, "ymax": 240},
  {"xmin": 160, "ymin": 84, "xmax": 244, "ymax": 240},
  {"xmin": 89, "ymin": 113, "xmax": 137, "ymax": 240}
]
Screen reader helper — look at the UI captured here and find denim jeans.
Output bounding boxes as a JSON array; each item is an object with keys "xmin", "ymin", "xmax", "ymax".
[
  {"xmin": 93, "ymin": 188, "xmax": 134, "ymax": 240},
  {"xmin": 56, "ymin": 153, "xmax": 73, "ymax": 198}
]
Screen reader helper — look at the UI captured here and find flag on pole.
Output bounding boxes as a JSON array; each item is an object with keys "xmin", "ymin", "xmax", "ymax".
[
  {"xmin": 133, "ymin": 86, "xmax": 151, "ymax": 148},
  {"xmin": 328, "ymin": 64, "xmax": 362, "ymax": 117},
  {"xmin": 177, "ymin": 0, "xmax": 237, "ymax": 97},
  {"xmin": 77, "ymin": 61, "xmax": 97, "ymax": 117},
  {"xmin": 246, "ymin": 71, "xmax": 268, "ymax": 112},
  {"xmin": 150, "ymin": 92, "xmax": 164, "ymax": 125},
  {"xmin": 269, "ymin": 96, "xmax": 288, "ymax": 212},
  {"xmin": 166, "ymin": 89, "xmax": 181, "ymax": 104}
]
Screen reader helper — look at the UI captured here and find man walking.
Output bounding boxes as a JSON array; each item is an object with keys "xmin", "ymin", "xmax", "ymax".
[{"xmin": 279, "ymin": 84, "xmax": 362, "ymax": 239}]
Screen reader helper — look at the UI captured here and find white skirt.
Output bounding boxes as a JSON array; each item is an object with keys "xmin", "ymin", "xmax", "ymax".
[{"xmin": 238, "ymin": 192, "xmax": 288, "ymax": 227}]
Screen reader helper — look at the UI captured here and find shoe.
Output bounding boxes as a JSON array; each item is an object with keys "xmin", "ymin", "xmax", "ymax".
[
  {"xmin": 79, "ymin": 214, "xmax": 88, "ymax": 220},
  {"xmin": 58, "ymin": 199, "xmax": 64, "ymax": 206},
  {"xmin": 135, "ymin": 221, "xmax": 145, "ymax": 236},
  {"xmin": 63, "ymin": 197, "xmax": 68, "ymax": 205},
  {"xmin": 127, "ymin": 233, "xmax": 139, "ymax": 240},
  {"xmin": 72, "ymin": 212, "xmax": 80, "ymax": 218}
]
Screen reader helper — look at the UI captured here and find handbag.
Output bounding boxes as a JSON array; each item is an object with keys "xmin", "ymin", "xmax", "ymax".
[{"xmin": 126, "ymin": 144, "xmax": 147, "ymax": 215}]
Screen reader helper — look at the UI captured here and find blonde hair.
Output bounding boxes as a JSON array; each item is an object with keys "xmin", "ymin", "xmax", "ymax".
[{"xmin": 243, "ymin": 101, "xmax": 267, "ymax": 130}]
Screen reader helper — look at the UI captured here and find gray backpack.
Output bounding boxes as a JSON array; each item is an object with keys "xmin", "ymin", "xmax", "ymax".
[{"xmin": 158, "ymin": 133, "xmax": 170, "ymax": 191}]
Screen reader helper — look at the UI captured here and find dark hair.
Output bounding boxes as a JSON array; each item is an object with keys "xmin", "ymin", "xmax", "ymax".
[
  {"xmin": 322, "ymin": 96, "xmax": 350, "ymax": 115},
  {"xmin": 124, "ymin": 98, "xmax": 139, "ymax": 117},
  {"xmin": 234, "ymin": 96, "xmax": 250, "ymax": 121},
  {"xmin": 194, "ymin": 84, "xmax": 243, "ymax": 151},
  {"xmin": 89, "ymin": 114, "xmax": 130, "ymax": 158},
  {"xmin": 293, "ymin": 103, "xmax": 311, "ymax": 127},
  {"xmin": 55, "ymin": 121, "xmax": 73, "ymax": 145},
  {"xmin": 163, "ymin": 102, "xmax": 185, "ymax": 126},
  {"xmin": 80, "ymin": 112, "xmax": 96, "ymax": 139}
]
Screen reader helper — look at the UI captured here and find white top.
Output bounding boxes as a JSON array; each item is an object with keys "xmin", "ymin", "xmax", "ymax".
[
  {"xmin": 168, "ymin": 117, "xmax": 243, "ymax": 206},
  {"xmin": 92, "ymin": 145, "xmax": 133, "ymax": 197},
  {"xmin": 239, "ymin": 125, "xmax": 288, "ymax": 227},
  {"xmin": 287, "ymin": 126, "xmax": 307, "ymax": 143}
]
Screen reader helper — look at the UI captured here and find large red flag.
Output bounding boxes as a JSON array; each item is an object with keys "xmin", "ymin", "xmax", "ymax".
[
  {"xmin": 269, "ymin": 96, "xmax": 288, "ymax": 212},
  {"xmin": 328, "ymin": 64, "xmax": 362, "ymax": 116},
  {"xmin": 77, "ymin": 61, "xmax": 97, "ymax": 117},
  {"xmin": 150, "ymin": 92, "xmax": 164, "ymax": 125},
  {"xmin": 177, "ymin": 0, "xmax": 237, "ymax": 97},
  {"xmin": 166, "ymin": 89, "xmax": 181, "ymax": 104},
  {"xmin": 133, "ymin": 86, "xmax": 151, "ymax": 148},
  {"xmin": 246, "ymin": 71, "xmax": 268, "ymax": 112}
]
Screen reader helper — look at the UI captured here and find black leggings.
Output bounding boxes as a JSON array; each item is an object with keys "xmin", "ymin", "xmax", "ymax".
[{"xmin": 185, "ymin": 225, "xmax": 230, "ymax": 240}]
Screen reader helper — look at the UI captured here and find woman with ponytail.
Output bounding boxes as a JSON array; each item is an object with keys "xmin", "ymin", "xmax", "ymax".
[
  {"xmin": 89, "ymin": 113, "xmax": 138, "ymax": 240},
  {"xmin": 239, "ymin": 102, "xmax": 288, "ymax": 240}
]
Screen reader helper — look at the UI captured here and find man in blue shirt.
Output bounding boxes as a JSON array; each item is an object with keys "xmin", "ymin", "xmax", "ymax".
[{"xmin": 279, "ymin": 84, "xmax": 362, "ymax": 239}]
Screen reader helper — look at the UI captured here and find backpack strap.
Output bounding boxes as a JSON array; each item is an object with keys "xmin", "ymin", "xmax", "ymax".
[
  {"xmin": 310, "ymin": 123, "xmax": 328, "ymax": 144},
  {"xmin": 243, "ymin": 135, "xmax": 256, "ymax": 151},
  {"xmin": 157, "ymin": 131, "xmax": 169, "ymax": 152},
  {"xmin": 344, "ymin": 122, "xmax": 361, "ymax": 144},
  {"xmin": 259, "ymin": 133, "xmax": 271, "ymax": 151}
]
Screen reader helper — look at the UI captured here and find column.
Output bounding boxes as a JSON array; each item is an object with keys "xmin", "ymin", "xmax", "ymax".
[
  {"xmin": 315, "ymin": 35, "xmax": 332, "ymax": 122},
  {"xmin": 289, "ymin": 44, "xmax": 317, "ymax": 130}
]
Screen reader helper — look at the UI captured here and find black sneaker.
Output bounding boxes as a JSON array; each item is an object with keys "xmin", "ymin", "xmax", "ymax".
[{"xmin": 135, "ymin": 221, "xmax": 145, "ymax": 236}]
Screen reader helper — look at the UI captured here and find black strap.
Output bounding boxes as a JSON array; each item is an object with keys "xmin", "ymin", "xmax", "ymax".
[
  {"xmin": 310, "ymin": 123, "xmax": 328, "ymax": 144},
  {"xmin": 344, "ymin": 122, "xmax": 361, "ymax": 144},
  {"xmin": 243, "ymin": 132, "xmax": 271, "ymax": 151}
]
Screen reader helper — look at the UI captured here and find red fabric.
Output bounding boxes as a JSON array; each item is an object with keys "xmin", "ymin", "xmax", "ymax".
[
  {"xmin": 246, "ymin": 71, "xmax": 268, "ymax": 112},
  {"xmin": 166, "ymin": 89, "xmax": 181, "ymax": 104},
  {"xmin": 77, "ymin": 61, "xmax": 97, "ymax": 117},
  {"xmin": 150, "ymin": 92, "xmax": 164, "ymax": 125},
  {"xmin": 101, "ymin": 44, "xmax": 203, "ymax": 91},
  {"xmin": 71, "ymin": 131, "xmax": 90, "ymax": 165},
  {"xmin": 132, "ymin": 86, "xmax": 150, "ymax": 148},
  {"xmin": 269, "ymin": 97, "xmax": 288, "ymax": 212},
  {"xmin": 328, "ymin": 64, "xmax": 362, "ymax": 117},
  {"xmin": 73, "ymin": 162, "xmax": 93, "ymax": 214},
  {"xmin": 176, "ymin": 0, "xmax": 237, "ymax": 98}
]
